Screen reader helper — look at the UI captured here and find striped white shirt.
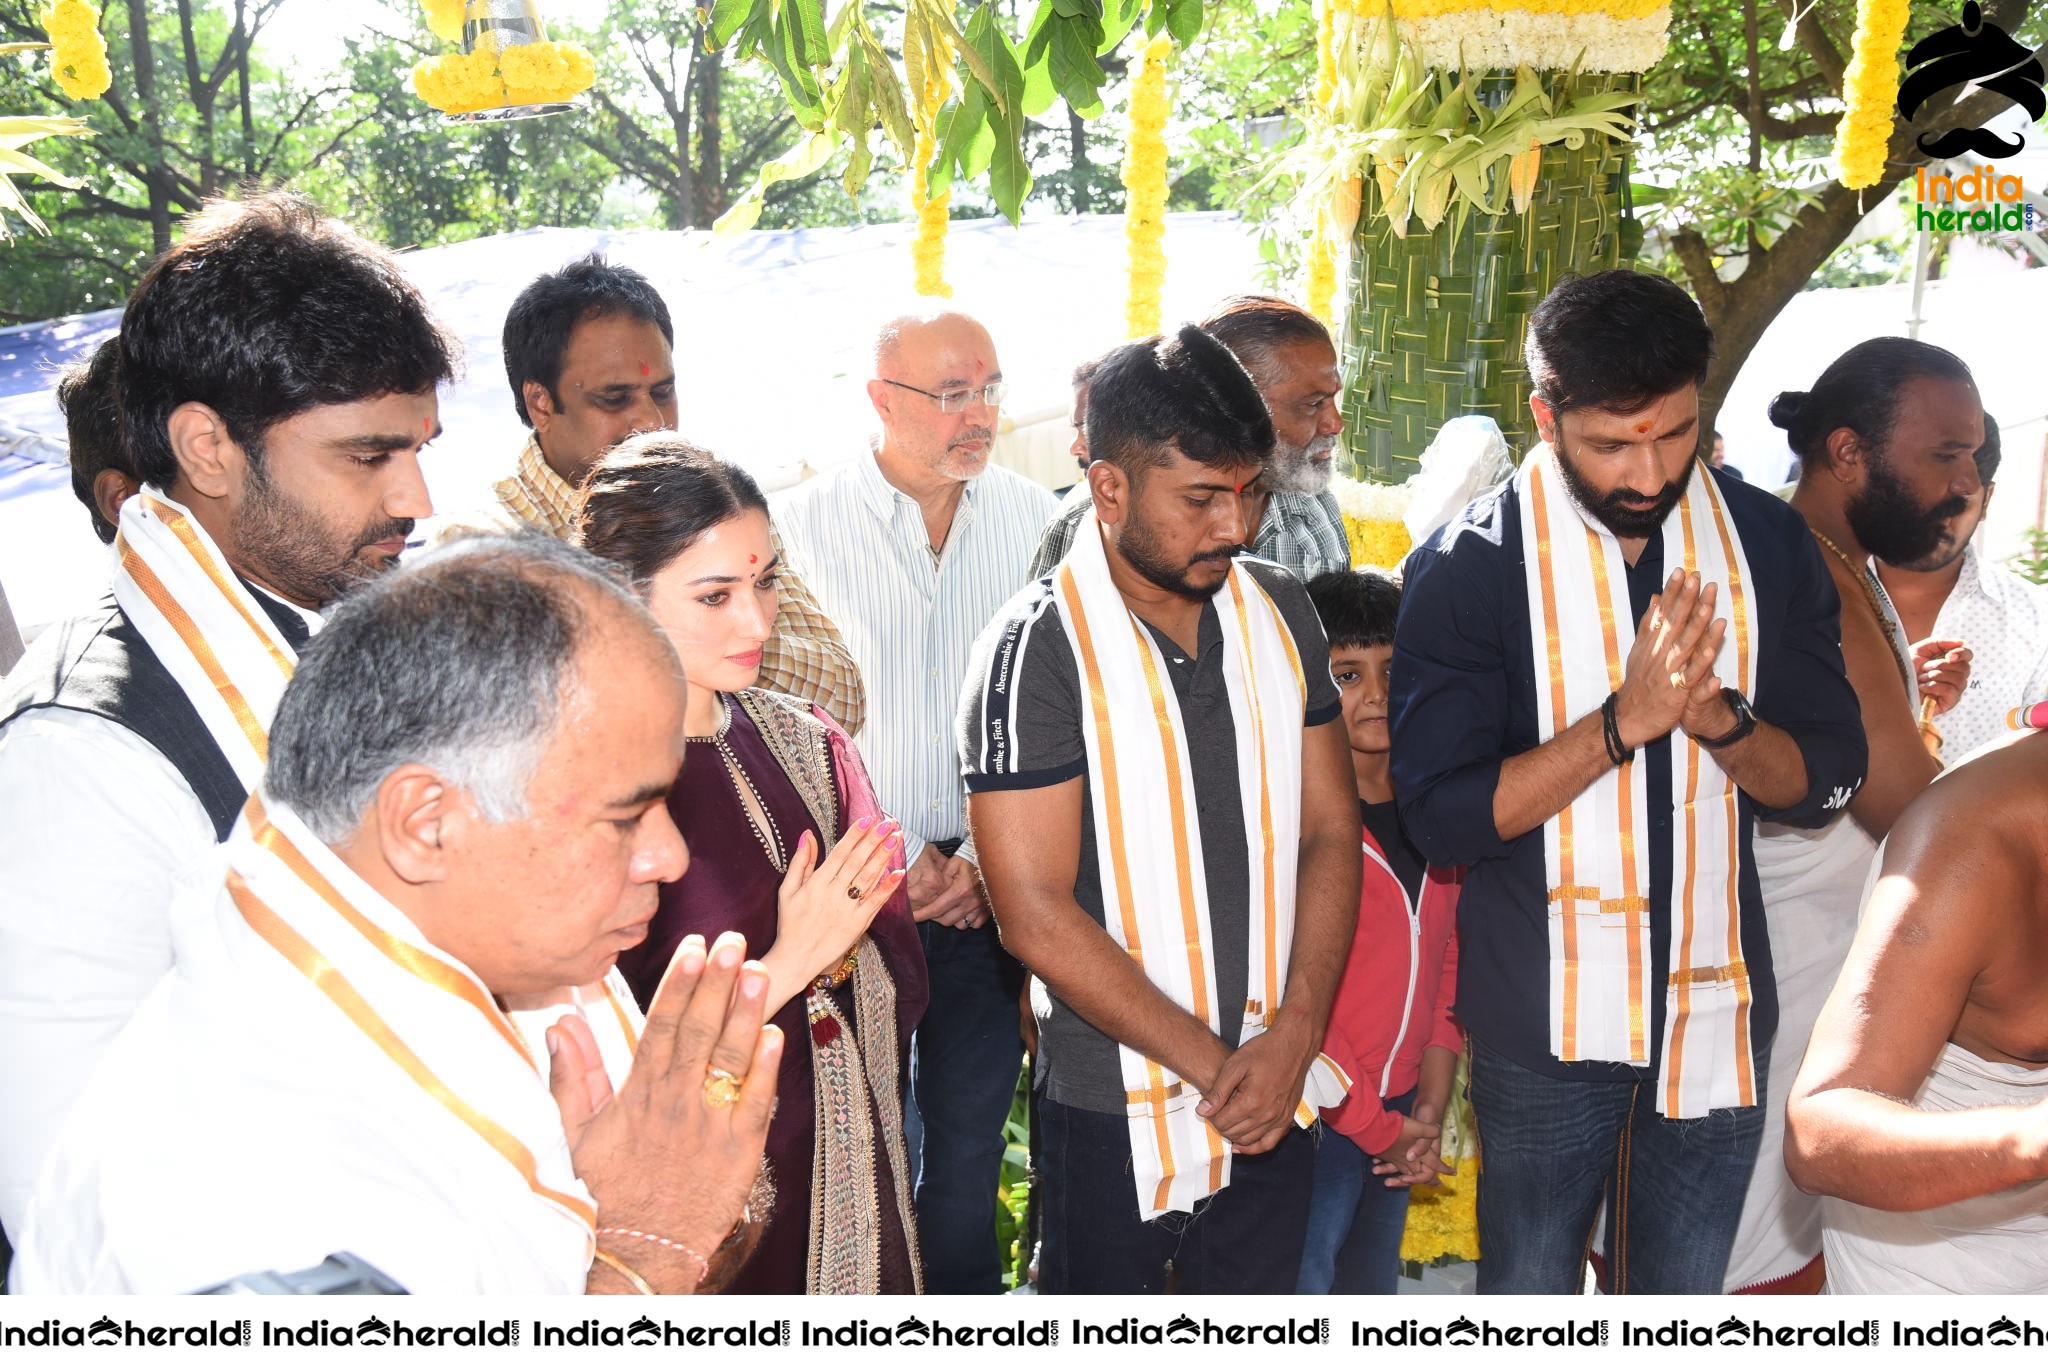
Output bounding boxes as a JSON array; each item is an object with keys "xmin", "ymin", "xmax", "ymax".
[{"xmin": 775, "ymin": 451, "xmax": 1057, "ymax": 861}]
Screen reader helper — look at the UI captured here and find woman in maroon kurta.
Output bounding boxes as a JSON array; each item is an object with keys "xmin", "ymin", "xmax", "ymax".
[{"xmin": 578, "ymin": 436, "xmax": 928, "ymax": 1294}]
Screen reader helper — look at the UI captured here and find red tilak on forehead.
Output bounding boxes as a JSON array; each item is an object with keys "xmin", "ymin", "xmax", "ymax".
[
  {"xmin": 748, "ymin": 554, "xmax": 758, "ymax": 564},
  {"xmin": 1235, "ymin": 478, "xmax": 1250, "ymax": 495},
  {"xmin": 640, "ymin": 362, "xmax": 650, "ymax": 377},
  {"xmin": 1634, "ymin": 421, "xmax": 1652, "ymax": 434}
]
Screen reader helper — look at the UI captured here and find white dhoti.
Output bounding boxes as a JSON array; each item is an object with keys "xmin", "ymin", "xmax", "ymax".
[
  {"xmin": 1722, "ymin": 814, "xmax": 1873, "ymax": 1291},
  {"xmin": 1821, "ymin": 1043, "xmax": 2048, "ymax": 1295}
]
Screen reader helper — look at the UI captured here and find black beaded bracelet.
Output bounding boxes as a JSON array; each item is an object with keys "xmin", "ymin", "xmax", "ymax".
[{"xmin": 1600, "ymin": 692, "xmax": 1632, "ymax": 768}]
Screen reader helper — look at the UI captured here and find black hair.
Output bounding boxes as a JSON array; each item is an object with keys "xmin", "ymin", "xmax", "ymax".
[
  {"xmin": 57, "ymin": 339, "xmax": 129, "ymax": 544},
  {"xmin": 1525, "ymin": 270, "xmax": 1714, "ymax": 416},
  {"xmin": 119, "ymin": 191, "xmax": 457, "ymax": 490},
  {"xmin": 1767, "ymin": 336, "xmax": 1975, "ymax": 469},
  {"xmin": 503, "ymin": 254, "xmax": 674, "ymax": 427},
  {"xmin": 1199, "ymin": 294, "xmax": 1334, "ymax": 385},
  {"xmin": 1307, "ymin": 570, "xmax": 1401, "ymax": 651},
  {"xmin": 1086, "ymin": 324, "xmax": 1276, "ymax": 474},
  {"xmin": 1976, "ymin": 412, "xmax": 2002, "ymax": 483},
  {"xmin": 574, "ymin": 431, "xmax": 769, "ymax": 585}
]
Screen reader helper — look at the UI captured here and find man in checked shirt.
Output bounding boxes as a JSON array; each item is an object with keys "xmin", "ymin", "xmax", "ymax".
[{"xmin": 485, "ymin": 254, "xmax": 866, "ymax": 733}]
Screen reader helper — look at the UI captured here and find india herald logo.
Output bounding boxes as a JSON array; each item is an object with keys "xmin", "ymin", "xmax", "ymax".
[{"xmin": 1898, "ymin": 0, "xmax": 2047, "ymax": 158}]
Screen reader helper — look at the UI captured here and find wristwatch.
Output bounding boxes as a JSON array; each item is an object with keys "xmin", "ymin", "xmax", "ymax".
[{"xmin": 1694, "ymin": 688, "xmax": 1757, "ymax": 750}]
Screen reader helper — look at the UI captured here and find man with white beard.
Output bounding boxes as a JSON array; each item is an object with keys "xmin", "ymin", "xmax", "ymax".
[{"xmin": 1029, "ymin": 295, "xmax": 1350, "ymax": 581}]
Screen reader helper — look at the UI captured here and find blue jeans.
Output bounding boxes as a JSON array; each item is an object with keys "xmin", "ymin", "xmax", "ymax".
[
  {"xmin": 1297, "ymin": 1092, "xmax": 1416, "ymax": 1294},
  {"xmin": 1036, "ymin": 1094, "xmax": 1315, "ymax": 1294},
  {"xmin": 910, "ymin": 918, "xmax": 1025, "ymax": 1294},
  {"xmin": 1466, "ymin": 1034, "xmax": 1767, "ymax": 1294}
]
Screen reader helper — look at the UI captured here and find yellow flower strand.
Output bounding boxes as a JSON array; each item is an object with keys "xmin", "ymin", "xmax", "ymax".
[
  {"xmin": 1121, "ymin": 32, "xmax": 1173, "ymax": 339},
  {"xmin": 1832, "ymin": 0, "xmax": 1909, "ymax": 189},
  {"xmin": 1314, "ymin": 0, "xmax": 1340, "ymax": 112},
  {"xmin": 1306, "ymin": 223, "xmax": 1339, "ymax": 323},
  {"xmin": 911, "ymin": 66, "xmax": 954, "ymax": 299},
  {"xmin": 39, "ymin": 0, "xmax": 111, "ymax": 102},
  {"xmin": 423, "ymin": 0, "xmax": 467, "ymax": 44}
]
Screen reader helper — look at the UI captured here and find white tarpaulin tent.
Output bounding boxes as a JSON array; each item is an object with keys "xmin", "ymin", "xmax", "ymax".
[
  {"xmin": 1, "ymin": 210, "xmax": 2039, "ymax": 634},
  {"xmin": 0, "ymin": 211, "xmax": 1267, "ymax": 632}
]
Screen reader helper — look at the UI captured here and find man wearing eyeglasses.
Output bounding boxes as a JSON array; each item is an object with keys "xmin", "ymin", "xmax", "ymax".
[{"xmin": 775, "ymin": 308, "xmax": 1056, "ymax": 1293}]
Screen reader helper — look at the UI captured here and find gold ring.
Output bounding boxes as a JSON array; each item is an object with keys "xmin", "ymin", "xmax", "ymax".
[
  {"xmin": 703, "ymin": 1067, "xmax": 742, "ymax": 1109},
  {"xmin": 1669, "ymin": 670, "xmax": 1691, "ymax": 691},
  {"xmin": 845, "ymin": 882, "xmax": 863, "ymax": 901}
]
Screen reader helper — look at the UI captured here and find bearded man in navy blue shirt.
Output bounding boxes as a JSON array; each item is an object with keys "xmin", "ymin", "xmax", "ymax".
[{"xmin": 1391, "ymin": 271, "xmax": 1866, "ymax": 1295}]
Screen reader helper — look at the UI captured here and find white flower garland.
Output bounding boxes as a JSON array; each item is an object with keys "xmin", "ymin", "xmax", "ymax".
[{"xmin": 1395, "ymin": 6, "xmax": 1670, "ymax": 72}]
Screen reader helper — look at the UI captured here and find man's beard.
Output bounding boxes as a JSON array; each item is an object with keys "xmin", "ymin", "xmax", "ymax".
[
  {"xmin": 238, "ymin": 458, "xmax": 414, "ymax": 608},
  {"xmin": 1261, "ymin": 431, "xmax": 1338, "ymax": 495},
  {"xmin": 935, "ymin": 426, "xmax": 994, "ymax": 480},
  {"xmin": 1117, "ymin": 505, "xmax": 1235, "ymax": 602},
  {"xmin": 1555, "ymin": 441, "xmax": 1692, "ymax": 538},
  {"xmin": 1847, "ymin": 454, "xmax": 1970, "ymax": 568}
]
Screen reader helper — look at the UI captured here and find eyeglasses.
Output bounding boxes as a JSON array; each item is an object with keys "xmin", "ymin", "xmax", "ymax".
[{"xmin": 882, "ymin": 378, "xmax": 1008, "ymax": 414}]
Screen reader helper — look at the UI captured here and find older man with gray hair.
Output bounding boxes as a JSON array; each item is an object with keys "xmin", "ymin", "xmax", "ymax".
[
  {"xmin": 776, "ymin": 305, "xmax": 1056, "ymax": 1293},
  {"xmin": 1029, "ymin": 294, "xmax": 1351, "ymax": 581},
  {"xmin": 13, "ymin": 535, "xmax": 779, "ymax": 1295}
]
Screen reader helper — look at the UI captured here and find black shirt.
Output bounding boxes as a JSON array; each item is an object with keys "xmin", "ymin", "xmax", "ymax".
[
  {"xmin": 1389, "ymin": 468, "xmax": 1866, "ymax": 1083},
  {"xmin": 959, "ymin": 558, "xmax": 1343, "ymax": 1113},
  {"xmin": 1362, "ymin": 797, "xmax": 1426, "ymax": 909}
]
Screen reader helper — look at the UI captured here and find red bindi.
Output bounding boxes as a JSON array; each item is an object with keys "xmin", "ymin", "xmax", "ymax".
[
  {"xmin": 747, "ymin": 554, "xmax": 758, "ymax": 564},
  {"xmin": 1634, "ymin": 421, "xmax": 1651, "ymax": 434},
  {"xmin": 640, "ymin": 362, "xmax": 650, "ymax": 377}
]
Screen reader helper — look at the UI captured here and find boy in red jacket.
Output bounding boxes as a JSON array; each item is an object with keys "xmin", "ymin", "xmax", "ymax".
[{"xmin": 1298, "ymin": 571, "xmax": 1463, "ymax": 1294}]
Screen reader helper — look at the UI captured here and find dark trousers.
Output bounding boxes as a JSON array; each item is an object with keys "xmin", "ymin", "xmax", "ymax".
[
  {"xmin": 1298, "ymin": 1092, "xmax": 1417, "ymax": 1294},
  {"xmin": 1467, "ymin": 1033, "xmax": 1767, "ymax": 1294},
  {"xmin": 910, "ymin": 917, "xmax": 1025, "ymax": 1294},
  {"xmin": 1036, "ymin": 1093, "xmax": 1315, "ymax": 1294}
]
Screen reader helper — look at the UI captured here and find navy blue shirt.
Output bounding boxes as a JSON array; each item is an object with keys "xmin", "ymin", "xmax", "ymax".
[{"xmin": 1390, "ymin": 468, "xmax": 1866, "ymax": 1083}]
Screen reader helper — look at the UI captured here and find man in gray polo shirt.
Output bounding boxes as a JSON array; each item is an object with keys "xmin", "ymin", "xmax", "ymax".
[{"xmin": 960, "ymin": 326, "xmax": 1359, "ymax": 1293}]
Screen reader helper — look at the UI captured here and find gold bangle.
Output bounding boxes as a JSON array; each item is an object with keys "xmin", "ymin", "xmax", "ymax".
[{"xmin": 591, "ymin": 1246, "xmax": 656, "ymax": 1295}]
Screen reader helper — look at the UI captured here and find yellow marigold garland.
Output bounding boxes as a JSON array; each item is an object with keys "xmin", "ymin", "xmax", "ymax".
[
  {"xmin": 500, "ymin": 37, "xmax": 595, "ymax": 106},
  {"xmin": 413, "ymin": 32, "xmax": 596, "ymax": 115},
  {"xmin": 1306, "ymin": 225, "xmax": 1340, "ymax": 324},
  {"xmin": 39, "ymin": 0, "xmax": 111, "ymax": 102},
  {"xmin": 911, "ymin": 67, "xmax": 954, "ymax": 299},
  {"xmin": 1334, "ymin": 475, "xmax": 1414, "ymax": 566},
  {"xmin": 423, "ymin": 0, "xmax": 467, "ymax": 44},
  {"xmin": 1121, "ymin": 32, "xmax": 1173, "ymax": 339},
  {"xmin": 1314, "ymin": 0, "xmax": 1340, "ymax": 112},
  {"xmin": 1399, "ymin": 1156, "xmax": 1481, "ymax": 1264},
  {"xmin": 1832, "ymin": 0, "xmax": 1909, "ymax": 189}
]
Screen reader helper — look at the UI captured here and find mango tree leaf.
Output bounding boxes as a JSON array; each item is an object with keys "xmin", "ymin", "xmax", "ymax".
[
  {"xmin": 965, "ymin": 3, "xmax": 1032, "ymax": 222},
  {"xmin": 1020, "ymin": 0, "xmax": 1059, "ymax": 118},
  {"xmin": 789, "ymin": 0, "xmax": 830, "ymax": 66},
  {"xmin": 704, "ymin": 0, "xmax": 761, "ymax": 49},
  {"xmin": 765, "ymin": 6, "xmax": 827, "ymax": 126},
  {"xmin": 923, "ymin": 0, "xmax": 1007, "ymax": 115},
  {"xmin": 1097, "ymin": 0, "xmax": 1142, "ymax": 52},
  {"xmin": 934, "ymin": 84, "xmax": 991, "ymax": 193},
  {"xmin": 1049, "ymin": 17, "xmax": 1106, "ymax": 116},
  {"xmin": 714, "ymin": 129, "xmax": 843, "ymax": 236},
  {"xmin": 858, "ymin": 22, "xmax": 916, "ymax": 158}
]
